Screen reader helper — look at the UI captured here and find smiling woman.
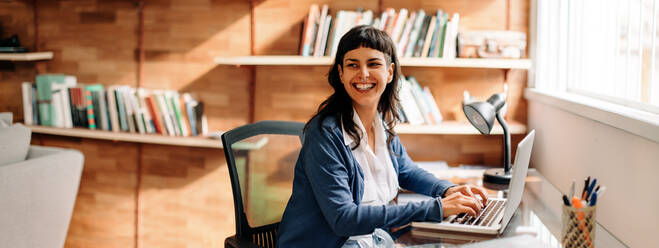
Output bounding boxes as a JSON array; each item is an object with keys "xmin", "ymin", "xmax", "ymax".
[{"xmin": 276, "ymin": 25, "xmax": 489, "ymax": 248}]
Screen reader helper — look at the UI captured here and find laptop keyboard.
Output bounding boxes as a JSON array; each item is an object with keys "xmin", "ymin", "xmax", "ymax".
[{"xmin": 447, "ymin": 199, "xmax": 506, "ymax": 227}]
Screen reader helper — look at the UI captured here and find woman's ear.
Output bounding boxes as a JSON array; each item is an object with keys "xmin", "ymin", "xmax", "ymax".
[
  {"xmin": 387, "ymin": 63, "xmax": 394, "ymax": 83},
  {"xmin": 338, "ymin": 64, "xmax": 343, "ymax": 78}
]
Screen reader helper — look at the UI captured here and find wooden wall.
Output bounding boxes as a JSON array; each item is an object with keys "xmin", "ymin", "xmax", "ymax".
[{"xmin": 1, "ymin": 0, "xmax": 529, "ymax": 247}]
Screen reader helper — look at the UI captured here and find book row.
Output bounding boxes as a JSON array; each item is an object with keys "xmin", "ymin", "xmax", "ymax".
[
  {"xmin": 397, "ymin": 75, "xmax": 443, "ymax": 125},
  {"xmin": 22, "ymin": 74, "xmax": 207, "ymax": 137},
  {"xmin": 300, "ymin": 6, "xmax": 461, "ymax": 59}
]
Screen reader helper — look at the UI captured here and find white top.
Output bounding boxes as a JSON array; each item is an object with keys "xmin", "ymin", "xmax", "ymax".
[{"xmin": 343, "ymin": 111, "xmax": 399, "ymax": 246}]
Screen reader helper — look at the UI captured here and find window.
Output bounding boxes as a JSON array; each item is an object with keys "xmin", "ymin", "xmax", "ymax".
[{"xmin": 534, "ymin": 0, "xmax": 659, "ymax": 114}]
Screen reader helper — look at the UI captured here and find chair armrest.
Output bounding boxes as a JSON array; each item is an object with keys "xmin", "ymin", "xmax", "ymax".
[{"xmin": 0, "ymin": 145, "xmax": 84, "ymax": 248}]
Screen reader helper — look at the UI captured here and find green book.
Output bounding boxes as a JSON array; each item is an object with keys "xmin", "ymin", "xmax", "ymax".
[{"xmin": 35, "ymin": 74, "xmax": 67, "ymax": 126}]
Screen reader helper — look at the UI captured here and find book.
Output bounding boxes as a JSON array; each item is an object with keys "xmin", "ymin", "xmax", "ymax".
[
  {"xmin": 391, "ymin": 9, "xmax": 408, "ymax": 44},
  {"xmin": 154, "ymin": 91, "xmax": 175, "ymax": 136},
  {"xmin": 405, "ymin": 10, "xmax": 426, "ymax": 58},
  {"xmin": 21, "ymin": 82, "xmax": 33, "ymax": 125},
  {"xmin": 145, "ymin": 95, "xmax": 164, "ymax": 134},
  {"xmin": 397, "ymin": 11, "xmax": 416, "ymax": 56},
  {"xmin": 114, "ymin": 87, "xmax": 129, "ymax": 132},
  {"xmin": 106, "ymin": 85, "xmax": 121, "ymax": 132},
  {"xmin": 301, "ymin": 4, "xmax": 320, "ymax": 56},
  {"xmin": 84, "ymin": 88, "xmax": 95, "ymax": 129},
  {"xmin": 414, "ymin": 15, "xmax": 433, "ymax": 57},
  {"xmin": 183, "ymin": 93, "xmax": 198, "ymax": 136},
  {"xmin": 137, "ymin": 89, "xmax": 155, "ymax": 134},
  {"xmin": 397, "ymin": 77, "xmax": 425, "ymax": 125},
  {"xmin": 442, "ymin": 13, "xmax": 460, "ymax": 59},
  {"xmin": 35, "ymin": 74, "xmax": 67, "ymax": 127},
  {"xmin": 313, "ymin": 4, "xmax": 329, "ymax": 57},
  {"xmin": 318, "ymin": 15, "xmax": 332, "ymax": 57},
  {"xmin": 423, "ymin": 86, "xmax": 443, "ymax": 124}
]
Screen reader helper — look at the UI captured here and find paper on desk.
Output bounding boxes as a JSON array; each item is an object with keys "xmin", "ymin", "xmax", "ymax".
[{"xmin": 415, "ymin": 161, "xmax": 487, "ymax": 180}]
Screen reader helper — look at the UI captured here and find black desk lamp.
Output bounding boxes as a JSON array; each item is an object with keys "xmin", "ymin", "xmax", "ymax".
[{"xmin": 462, "ymin": 89, "xmax": 511, "ymax": 184}]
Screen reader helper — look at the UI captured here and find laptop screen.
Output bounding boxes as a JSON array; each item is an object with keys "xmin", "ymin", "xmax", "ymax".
[{"xmin": 499, "ymin": 130, "xmax": 535, "ymax": 233}]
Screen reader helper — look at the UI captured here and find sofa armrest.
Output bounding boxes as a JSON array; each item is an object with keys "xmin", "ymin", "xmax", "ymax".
[{"xmin": 0, "ymin": 145, "xmax": 84, "ymax": 248}]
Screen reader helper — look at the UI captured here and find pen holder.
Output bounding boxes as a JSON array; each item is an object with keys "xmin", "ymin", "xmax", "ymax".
[{"xmin": 561, "ymin": 205, "xmax": 596, "ymax": 248}]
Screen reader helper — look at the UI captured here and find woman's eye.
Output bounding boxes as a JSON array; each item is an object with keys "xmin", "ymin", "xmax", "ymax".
[
  {"xmin": 369, "ymin": 63, "xmax": 381, "ymax": 67},
  {"xmin": 346, "ymin": 64, "xmax": 358, "ymax": 68}
]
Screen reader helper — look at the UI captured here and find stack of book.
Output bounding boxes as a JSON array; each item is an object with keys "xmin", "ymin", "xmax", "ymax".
[
  {"xmin": 22, "ymin": 74, "xmax": 207, "ymax": 137},
  {"xmin": 300, "ymin": 6, "xmax": 461, "ymax": 59},
  {"xmin": 397, "ymin": 76, "xmax": 443, "ymax": 125}
]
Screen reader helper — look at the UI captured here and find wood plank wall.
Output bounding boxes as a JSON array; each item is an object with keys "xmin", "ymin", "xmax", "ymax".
[{"xmin": 1, "ymin": 0, "xmax": 529, "ymax": 247}]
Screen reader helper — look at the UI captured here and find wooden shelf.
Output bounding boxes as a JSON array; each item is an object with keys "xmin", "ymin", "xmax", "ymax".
[
  {"xmin": 28, "ymin": 125, "xmax": 223, "ymax": 149},
  {"xmin": 394, "ymin": 120, "xmax": 527, "ymax": 135},
  {"xmin": 0, "ymin": 51, "xmax": 53, "ymax": 61},
  {"xmin": 214, "ymin": 56, "xmax": 531, "ymax": 69}
]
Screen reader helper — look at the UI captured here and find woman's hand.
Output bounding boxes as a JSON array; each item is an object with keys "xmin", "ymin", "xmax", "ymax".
[
  {"xmin": 440, "ymin": 192, "xmax": 483, "ymax": 217},
  {"xmin": 444, "ymin": 185, "xmax": 488, "ymax": 206}
]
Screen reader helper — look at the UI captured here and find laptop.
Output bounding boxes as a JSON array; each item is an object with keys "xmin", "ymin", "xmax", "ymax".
[{"xmin": 411, "ymin": 129, "xmax": 535, "ymax": 235}]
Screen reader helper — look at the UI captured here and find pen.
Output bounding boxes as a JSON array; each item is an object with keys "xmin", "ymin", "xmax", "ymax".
[
  {"xmin": 589, "ymin": 191, "xmax": 598, "ymax": 206},
  {"xmin": 562, "ymin": 195, "xmax": 571, "ymax": 206},
  {"xmin": 586, "ymin": 178, "xmax": 597, "ymax": 201},
  {"xmin": 581, "ymin": 176, "xmax": 590, "ymax": 200},
  {"xmin": 596, "ymin": 186, "xmax": 607, "ymax": 199},
  {"xmin": 570, "ymin": 180, "xmax": 575, "ymax": 199}
]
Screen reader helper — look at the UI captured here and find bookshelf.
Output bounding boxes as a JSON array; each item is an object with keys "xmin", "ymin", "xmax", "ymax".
[
  {"xmin": 28, "ymin": 125, "xmax": 223, "ymax": 148},
  {"xmin": 214, "ymin": 56, "xmax": 532, "ymax": 69},
  {"xmin": 0, "ymin": 51, "xmax": 53, "ymax": 61}
]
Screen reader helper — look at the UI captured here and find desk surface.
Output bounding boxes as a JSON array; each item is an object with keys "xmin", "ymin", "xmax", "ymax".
[{"xmin": 394, "ymin": 169, "xmax": 627, "ymax": 247}]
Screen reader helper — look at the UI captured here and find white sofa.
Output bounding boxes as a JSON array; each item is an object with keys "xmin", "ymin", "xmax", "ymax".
[{"xmin": 0, "ymin": 113, "xmax": 84, "ymax": 248}]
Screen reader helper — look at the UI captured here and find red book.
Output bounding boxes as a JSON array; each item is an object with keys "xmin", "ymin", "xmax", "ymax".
[{"xmin": 145, "ymin": 95, "xmax": 164, "ymax": 134}]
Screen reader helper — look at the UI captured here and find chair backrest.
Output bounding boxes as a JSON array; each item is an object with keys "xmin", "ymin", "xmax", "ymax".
[{"xmin": 221, "ymin": 121, "xmax": 304, "ymax": 247}]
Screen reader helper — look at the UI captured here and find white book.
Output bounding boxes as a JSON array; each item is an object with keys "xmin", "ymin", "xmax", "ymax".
[
  {"xmin": 121, "ymin": 89, "xmax": 136, "ymax": 133},
  {"xmin": 50, "ymin": 86, "xmax": 64, "ymax": 128},
  {"xmin": 313, "ymin": 4, "xmax": 329, "ymax": 57},
  {"xmin": 21, "ymin": 82, "xmax": 33, "ymax": 125},
  {"xmin": 326, "ymin": 10, "xmax": 344, "ymax": 57},
  {"xmin": 128, "ymin": 89, "xmax": 145, "ymax": 134},
  {"xmin": 106, "ymin": 86, "xmax": 121, "ymax": 132},
  {"xmin": 378, "ymin": 11, "xmax": 389, "ymax": 30},
  {"xmin": 164, "ymin": 91, "xmax": 181, "ymax": 136},
  {"xmin": 407, "ymin": 77, "xmax": 432, "ymax": 124},
  {"xmin": 359, "ymin": 10, "xmax": 373, "ymax": 26},
  {"xmin": 423, "ymin": 86, "xmax": 443, "ymax": 124},
  {"xmin": 397, "ymin": 77, "xmax": 425, "ymax": 125},
  {"xmin": 155, "ymin": 91, "xmax": 175, "ymax": 136},
  {"xmin": 372, "ymin": 18, "xmax": 380, "ymax": 29},
  {"xmin": 318, "ymin": 16, "xmax": 332, "ymax": 56},
  {"xmin": 443, "ymin": 13, "xmax": 460, "ymax": 59},
  {"xmin": 391, "ymin": 8, "xmax": 408, "ymax": 44},
  {"xmin": 421, "ymin": 15, "xmax": 437, "ymax": 57}
]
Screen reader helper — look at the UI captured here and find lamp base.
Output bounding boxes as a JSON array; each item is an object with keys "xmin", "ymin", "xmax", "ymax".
[{"xmin": 483, "ymin": 168, "xmax": 512, "ymax": 185}]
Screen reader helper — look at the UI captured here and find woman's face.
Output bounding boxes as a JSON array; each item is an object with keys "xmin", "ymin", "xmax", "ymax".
[{"xmin": 338, "ymin": 47, "xmax": 394, "ymax": 111}]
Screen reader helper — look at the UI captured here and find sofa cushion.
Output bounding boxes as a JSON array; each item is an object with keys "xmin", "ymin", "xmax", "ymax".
[{"xmin": 0, "ymin": 113, "xmax": 31, "ymax": 166}]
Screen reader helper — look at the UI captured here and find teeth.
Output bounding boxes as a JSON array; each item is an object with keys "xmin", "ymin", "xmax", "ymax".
[{"xmin": 354, "ymin": 83, "xmax": 375, "ymax": 90}]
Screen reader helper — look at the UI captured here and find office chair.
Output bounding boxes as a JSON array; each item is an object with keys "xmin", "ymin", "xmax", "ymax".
[{"xmin": 221, "ymin": 121, "xmax": 304, "ymax": 248}]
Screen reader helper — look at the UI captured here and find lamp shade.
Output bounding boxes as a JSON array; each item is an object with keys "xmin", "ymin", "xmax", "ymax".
[{"xmin": 462, "ymin": 101, "xmax": 495, "ymax": 134}]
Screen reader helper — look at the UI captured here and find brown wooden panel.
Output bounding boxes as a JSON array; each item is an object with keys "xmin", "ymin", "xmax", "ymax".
[
  {"xmin": 254, "ymin": 65, "xmax": 333, "ymax": 122},
  {"xmin": 139, "ymin": 144, "xmax": 233, "ymax": 248},
  {"xmin": 399, "ymin": 133, "xmax": 525, "ymax": 165},
  {"xmin": 0, "ymin": 1, "xmax": 36, "ymax": 123},
  {"xmin": 33, "ymin": 135, "xmax": 139, "ymax": 248},
  {"xmin": 37, "ymin": 0, "xmax": 138, "ymax": 85}
]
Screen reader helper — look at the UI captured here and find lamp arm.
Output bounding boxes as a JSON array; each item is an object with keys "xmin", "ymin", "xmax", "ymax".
[{"xmin": 495, "ymin": 112, "xmax": 511, "ymax": 174}]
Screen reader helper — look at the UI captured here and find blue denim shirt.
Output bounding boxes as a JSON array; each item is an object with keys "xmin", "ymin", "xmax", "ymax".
[{"xmin": 277, "ymin": 115, "xmax": 455, "ymax": 247}]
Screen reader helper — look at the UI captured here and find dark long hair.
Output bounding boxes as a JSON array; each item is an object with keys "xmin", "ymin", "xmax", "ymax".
[{"xmin": 305, "ymin": 25, "xmax": 402, "ymax": 150}]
